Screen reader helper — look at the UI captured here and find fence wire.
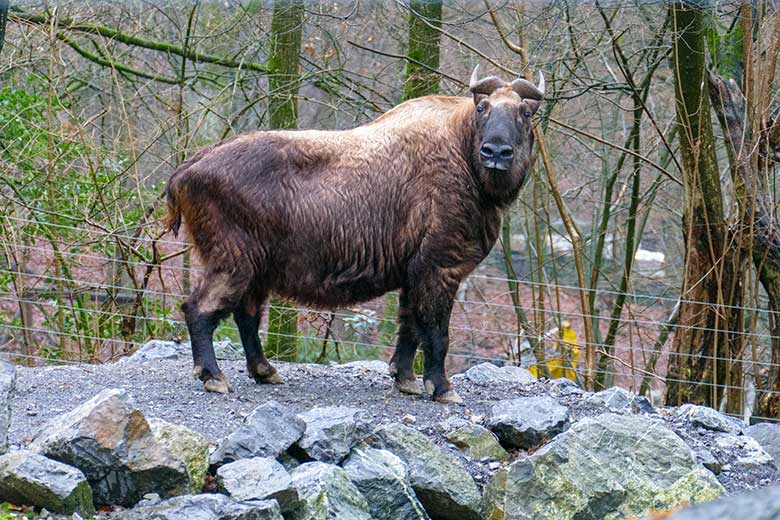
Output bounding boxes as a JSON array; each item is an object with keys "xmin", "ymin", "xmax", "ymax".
[{"xmin": 1, "ymin": 217, "xmax": 778, "ymax": 424}]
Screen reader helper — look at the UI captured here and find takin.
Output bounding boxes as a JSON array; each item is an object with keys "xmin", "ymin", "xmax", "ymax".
[{"xmin": 165, "ymin": 65, "xmax": 544, "ymax": 403}]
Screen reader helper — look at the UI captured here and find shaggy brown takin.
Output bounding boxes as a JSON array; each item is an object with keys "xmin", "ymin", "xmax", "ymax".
[{"xmin": 165, "ymin": 65, "xmax": 544, "ymax": 403}]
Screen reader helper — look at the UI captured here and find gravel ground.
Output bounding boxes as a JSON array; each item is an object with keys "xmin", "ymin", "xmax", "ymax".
[{"xmin": 9, "ymin": 357, "xmax": 780, "ymax": 493}]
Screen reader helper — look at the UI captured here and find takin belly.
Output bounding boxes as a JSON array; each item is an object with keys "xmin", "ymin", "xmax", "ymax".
[{"xmin": 268, "ymin": 239, "xmax": 407, "ymax": 309}]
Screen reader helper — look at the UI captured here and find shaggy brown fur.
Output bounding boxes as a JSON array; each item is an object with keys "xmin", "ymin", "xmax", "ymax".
[{"xmin": 166, "ymin": 68, "xmax": 543, "ymax": 402}]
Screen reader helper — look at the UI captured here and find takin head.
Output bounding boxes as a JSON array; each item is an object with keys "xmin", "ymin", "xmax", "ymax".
[{"xmin": 468, "ymin": 65, "xmax": 545, "ymax": 199}]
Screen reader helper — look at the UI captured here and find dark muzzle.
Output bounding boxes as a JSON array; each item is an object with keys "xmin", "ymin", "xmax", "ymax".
[{"xmin": 479, "ymin": 142, "xmax": 514, "ymax": 171}]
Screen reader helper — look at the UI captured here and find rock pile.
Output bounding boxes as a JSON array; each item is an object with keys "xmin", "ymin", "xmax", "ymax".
[{"xmin": 3, "ymin": 356, "xmax": 780, "ymax": 519}]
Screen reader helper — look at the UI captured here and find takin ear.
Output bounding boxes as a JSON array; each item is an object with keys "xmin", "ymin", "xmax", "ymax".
[{"xmin": 525, "ymin": 99, "xmax": 542, "ymax": 115}]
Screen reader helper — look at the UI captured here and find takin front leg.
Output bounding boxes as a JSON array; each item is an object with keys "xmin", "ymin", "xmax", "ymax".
[
  {"xmin": 233, "ymin": 297, "xmax": 283, "ymax": 385},
  {"xmin": 183, "ymin": 272, "xmax": 245, "ymax": 394},
  {"xmin": 389, "ymin": 288, "xmax": 422, "ymax": 395},
  {"xmin": 409, "ymin": 272, "xmax": 462, "ymax": 404}
]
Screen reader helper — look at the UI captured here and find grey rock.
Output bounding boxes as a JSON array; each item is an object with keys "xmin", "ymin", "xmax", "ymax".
[
  {"xmin": 125, "ymin": 339, "xmax": 187, "ymax": 363},
  {"xmin": 587, "ymin": 386, "xmax": 633, "ymax": 412},
  {"xmin": 674, "ymin": 404, "xmax": 741, "ymax": 433},
  {"xmin": 216, "ymin": 457, "xmax": 298, "ymax": 512},
  {"xmin": 211, "ymin": 401, "xmax": 305, "ymax": 467},
  {"xmin": 213, "ymin": 340, "xmax": 244, "ymax": 361},
  {"xmin": 0, "ymin": 360, "xmax": 15, "ymax": 454},
  {"xmin": 669, "ymin": 484, "xmax": 780, "ymax": 520},
  {"xmin": 586, "ymin": 386, "xmax": 656, "ymax": 415},
  {"xmin": 342, "ymin": 448, "xmax": 429, "ymax": 520},
  {"xmin": 295, "ymin": 406, "xmax": 372, "ymax": 464},
  {"xmin": 713, "ymin": 433, "xmax": 773, "ymax": 468},
  {"xmin": 0, "ymin": 450, "xmax": 94, "ymax": 516},
  {"xmin": 113, "ymin": 494, "xmax": 283, "ymax": 520},
  {"xmin": 496, "ymin": 413, "xmax": 724, "ymax": 519},
  {"xmin": 546, "ymin": 377, "xmax": 582, "ymax": 397},
  {"xmin": 631, "ymin": 395, "xmax": 656, "ymax": 414},
  {"xmin": 487, "ymin": 396, "xmax": 569, "ymax": 449},
  {"xmin": 462, "ymin": 363, "xmax": 536, "ymax": 386},
  {"xmin": 288, "ymin": 461, "xmax": 371, "ymax": 520},
  {"xmin": 29, "ymin": 388, "xmax": 192, "ymax": 507},
  {"xmin": 747, "ymin": 422, "xmax": 780, "ymax": 463},
  {"xmin": 367, "ymin": 423, "xmax": 482, "ymax": 520},
  {"xmin": 337, "ymin": 360, "xmax": 389, "ymax": 373},
  {"xmin": 693, "ymin": 448, "xmax": 722, "ymax": 474}
]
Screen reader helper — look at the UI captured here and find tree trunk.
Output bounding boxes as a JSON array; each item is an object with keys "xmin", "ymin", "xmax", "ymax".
[
  {"xmin": 265, "ymin": 0, "xmax": 304, "ymax": 362},
  {"xmin": 709, "ymin": 72, "xmax": 780, "ymax": 418},
  {"xmin": 665, "ymin": 2, "xmax": 744, "ymax": 410}
]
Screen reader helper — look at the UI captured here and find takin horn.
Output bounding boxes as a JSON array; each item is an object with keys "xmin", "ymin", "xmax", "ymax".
[
  {"xmin": 468, "ymin": 64, "xmax": 505, "ymax": 96},
  {"xmin": 509, "ymin": 71, "xmax": 545, "ymax": 100}
]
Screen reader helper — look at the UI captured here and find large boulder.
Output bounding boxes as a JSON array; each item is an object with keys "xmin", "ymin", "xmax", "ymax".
[
  {"xmin": 747, "ymin": 423, "xmax": 780, "ymax": 463},
  {"xmin": 462, "ymin": 363, "xmax": 536, "ymax": 386},
  {"xmin": 211, "ymin": 401, "xmax": 305, "ymax": 467},
  {"xmin": 216, "ymin": 457, "xmax": 299, "ymax": 512},
  {"xmin": 29, "ymin": 388, "xmax": 198, "ymax": 506},
  {"xmin": 294, "ymin": 406, "xmax": 372, "ymax": 464},
  {"xmin": 0, "ymin": 450, "xmax": 94, "ymax": 516},
  {"xmin": 487, "ymin": 396, "xmax": 569, "ymax": 449},
  {"xmin": 0, "ymin": 360, "xmax": 15, "ymax": 454},
  {"xmin": 367, "ymin": 423, "xmax": 482, "ymax": 520},
  {"xmin": 113, "ymin": 494, "xmax": 283, "ymax": 520},
  {"xmin": 669, "ymin": 484, "xmax": 780, "ymax": 520},
  {"xmin": 288, "ymin": 461, "xmax": 371, "ymax": 520},
  {"xmin": 342, "ymin": 447, "xmax": 430, "ymax": 520},
  {"xmin": 149, "ymin": 418, "xmax": 210, "ymax": 495},
  {"xmin": 494, "ymin": 413, "xmax": 724, "ymax": 519}
]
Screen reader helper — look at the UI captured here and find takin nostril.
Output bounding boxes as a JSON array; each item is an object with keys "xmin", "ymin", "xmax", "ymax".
[
  {"xmin": 480, "ymin": 144, "xmax": 497, "ymax": 158},
  {"xmin": 498, "ymin": 146, "xmax": 514, "ymax": 159}
]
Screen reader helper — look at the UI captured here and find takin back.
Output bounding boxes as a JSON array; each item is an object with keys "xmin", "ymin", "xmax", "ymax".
[{"xmin": 165, "ymin": 65, "xmax": 545, "ymax": 403}]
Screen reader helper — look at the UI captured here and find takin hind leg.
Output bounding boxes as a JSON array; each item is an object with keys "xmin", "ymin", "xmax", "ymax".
[
  {"xmin": 183, "ymin": 271, "xmax": 247, "ymax": 394},
  {"xmin": 389, "ymin": 288, "xmax": 422, "ymax": 395},
  {"xmin": 233, "ymin": 295, "xmax": 283, "ymax": 385}
]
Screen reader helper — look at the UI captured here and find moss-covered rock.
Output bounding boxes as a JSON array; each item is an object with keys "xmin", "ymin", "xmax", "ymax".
[
  {"xmin": 494, "ymin": 413, "xmax": 724, "ymax": 520},
  {"xmin": 445, "ymin": 422, "xmax": 508, "ymax": 462},
  {"xmin": 342, "ymin": 447, "xmax": 429, "ymax": 520},
  {"xmin": 367, "ymin": 423, "xmax": 482, "ymax": 520},
  {"xmin": 149, "ymin": 418, "xmax": 210, "ymax": 495},
  {"xmin": 0, "ymin": 450, "xmax": 94, "ymax": 516},
  {"xmin": 289, "ymin": 461, "xmax": 371, "ymax": 520}
]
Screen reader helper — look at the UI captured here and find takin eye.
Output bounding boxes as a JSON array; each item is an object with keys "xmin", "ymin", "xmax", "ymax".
[
  {"xmin": 523, "ymin": 110, "xmax": 532, "ymax": 118},
  {"xmin": 476, "ymin": 105, "xmax": 485, "ymax": 114}
]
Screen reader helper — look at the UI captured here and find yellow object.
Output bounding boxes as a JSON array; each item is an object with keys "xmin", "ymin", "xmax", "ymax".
[{"xmin": 527, "ymin": 321, "xmax": 580, "ymax": 381}]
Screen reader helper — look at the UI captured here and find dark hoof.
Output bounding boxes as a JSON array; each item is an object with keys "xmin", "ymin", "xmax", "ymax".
[
  {"xmin": 203, "ymin": 375, "xmax": 233, "ymax": 394},
  {"xmin": 394, "ymin": 378, "xmax": 422, "ymax": 395},
  {"xmin": 254, "ymin": 372, "xmax": 284, "ymax": 385},
  {"xmin": 433, "ymin": 390, "xmax": 464, "ymax": 404}
]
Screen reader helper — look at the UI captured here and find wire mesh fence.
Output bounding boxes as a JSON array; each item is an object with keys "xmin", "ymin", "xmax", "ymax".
[{"xmin": 0, "ymin": 212, "xmax": 776, "ymax": 423}]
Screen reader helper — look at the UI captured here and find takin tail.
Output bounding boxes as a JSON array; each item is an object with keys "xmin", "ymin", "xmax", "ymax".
[
  {"xmin": 164, "ymin": 175, "xmax": 183, "ymax": 238},
  {"xmin": 163, "ymin": 145, "xmax": 216, "ymax": 237}
]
